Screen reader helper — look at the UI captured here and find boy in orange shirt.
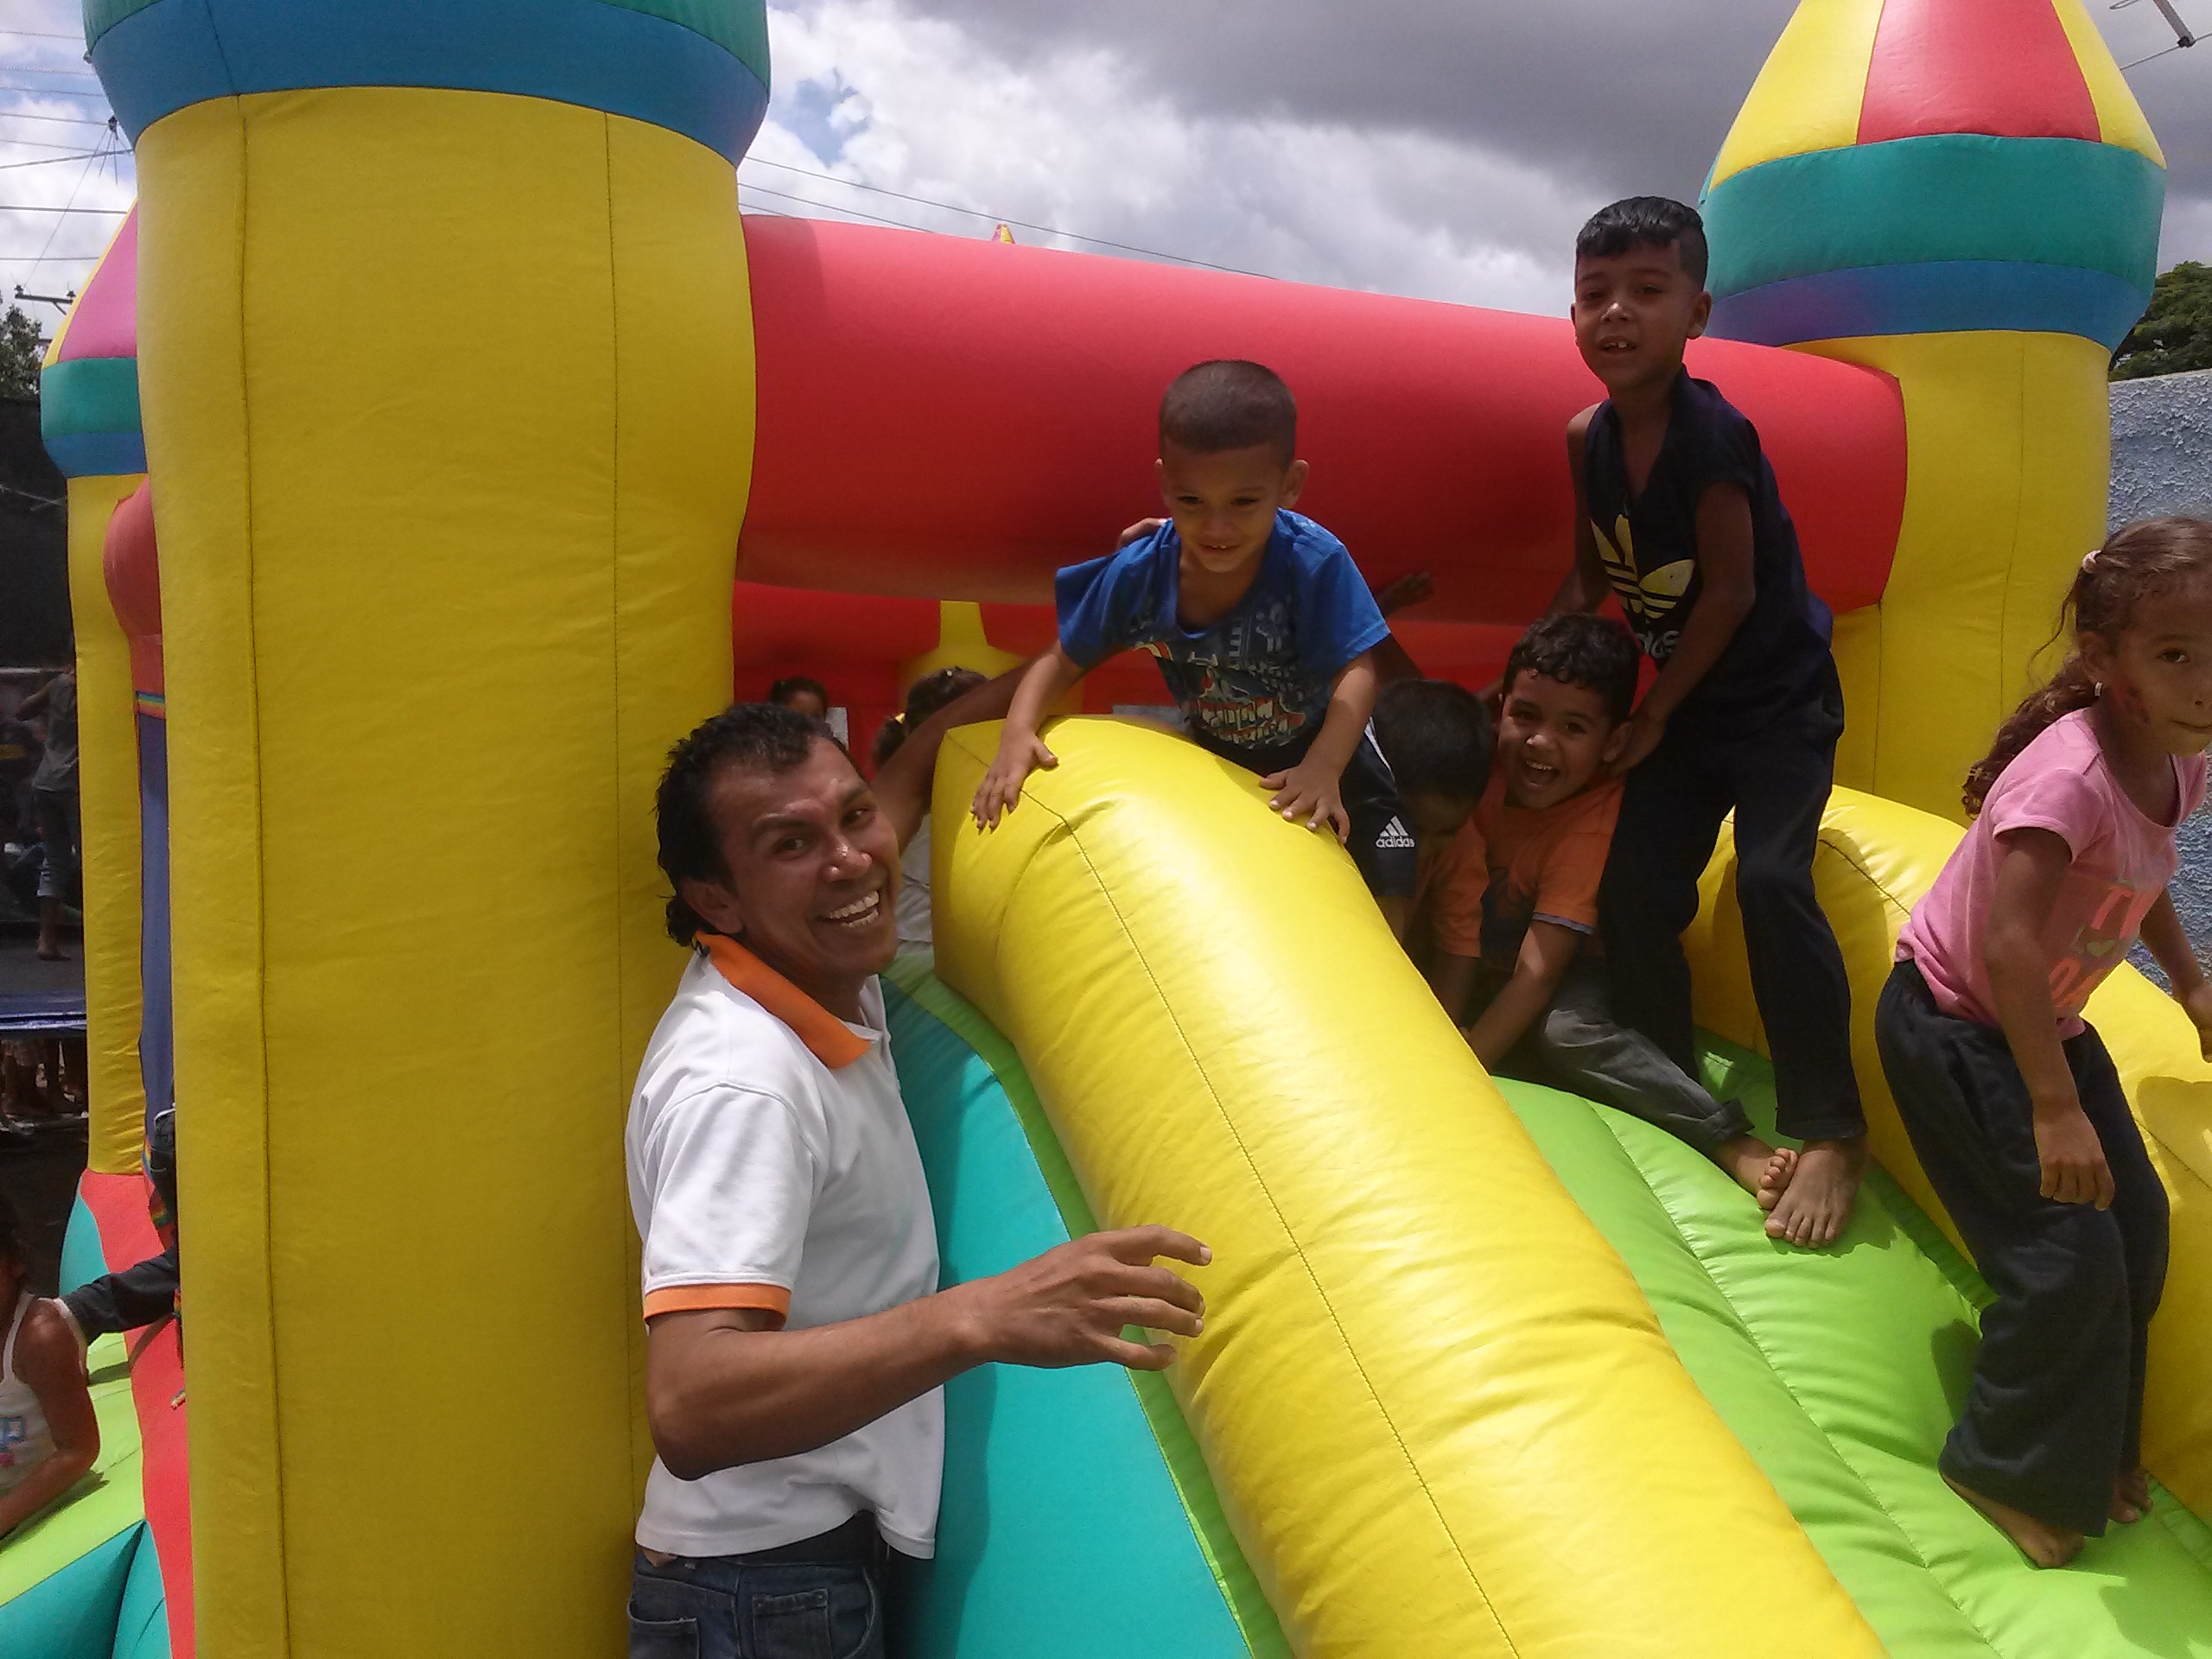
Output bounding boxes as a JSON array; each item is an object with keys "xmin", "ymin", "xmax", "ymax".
[{"xmin": 1424, "ymin": 614, "xmax": 1792, "ymax": 1204}]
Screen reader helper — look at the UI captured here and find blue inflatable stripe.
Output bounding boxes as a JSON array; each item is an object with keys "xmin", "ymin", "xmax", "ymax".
[
  {"xmin": 1708, "ymin": 261, "xmax": 2149, "ymax": 352},
  {"xmin": 92, "ymin": 0, "xmax": 768, "ymax": 164},
  {"xmin": 41, "ymin": 430, "xmax": 149, "ymax": 480}
]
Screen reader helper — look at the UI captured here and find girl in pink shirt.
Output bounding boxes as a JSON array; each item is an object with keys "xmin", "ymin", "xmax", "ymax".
[{"xmin": 1878, "ymin": 517, "xmax": 2212, "ymax": 1570}]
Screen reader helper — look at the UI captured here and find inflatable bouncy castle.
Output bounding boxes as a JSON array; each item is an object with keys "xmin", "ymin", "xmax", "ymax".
[{"xmin": 7, "ymin": 0, "xmax": 2212, "ymax": 1654}]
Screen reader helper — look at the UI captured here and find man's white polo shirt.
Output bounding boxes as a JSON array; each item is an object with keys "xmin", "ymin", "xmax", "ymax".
[{"xmin": 626, "ymin": 933, "xmax": 942, "ymax": 1559}]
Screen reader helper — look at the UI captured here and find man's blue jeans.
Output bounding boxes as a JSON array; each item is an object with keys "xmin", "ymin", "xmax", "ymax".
[{"xmin": 627, "ymin": 1539, "xmax": 888, "ymax": 1659}]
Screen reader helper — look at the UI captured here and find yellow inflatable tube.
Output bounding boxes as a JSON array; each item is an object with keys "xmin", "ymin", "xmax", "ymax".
[
  {"xmin": 61, "ymin": 472, "xmax": 149, "ymax": 1175},
  {"xmin": 1686, "ymin": 786, "xmax": 2212, "ymax": 1518},
  {"xmin": 932, "ymin": 718, "xmax": 1877, "ymax": 1657}
]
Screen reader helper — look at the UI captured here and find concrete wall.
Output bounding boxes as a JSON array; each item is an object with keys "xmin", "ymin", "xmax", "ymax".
[{"xmin": 2108, "ymin": 367, "xmax": 2212, "ymax": 975}]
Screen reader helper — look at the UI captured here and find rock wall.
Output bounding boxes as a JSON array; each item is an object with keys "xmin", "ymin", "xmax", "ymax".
[{"xmin": 2110, "ymin": 368, "xmax": 2212, "ymax": 976}]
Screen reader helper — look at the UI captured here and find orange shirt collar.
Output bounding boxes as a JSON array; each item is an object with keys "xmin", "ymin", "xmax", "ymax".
[{"xmin": 696, "ymin": 934, "xmax": 874, "ymax": 1070}]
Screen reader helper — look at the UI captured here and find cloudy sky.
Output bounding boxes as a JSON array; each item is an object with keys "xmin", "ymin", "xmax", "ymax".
[{"xmin": 2, "ymin": 0, "xmax": 2207, "ymax": 321}]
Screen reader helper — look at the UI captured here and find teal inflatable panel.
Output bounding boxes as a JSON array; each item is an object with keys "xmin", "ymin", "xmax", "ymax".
[
  {"xmin": 111, "ymin": 1520, "xmax": 169, "ymax": 1659},
  {"xmin": 884, "ymin": 962, "xmax": 1279, "ymax": 1658},
  {"xmin": 0, "ymin": 1524, "xmax": 140, "ymax": 1659},
  {"xmin": 60, "ymin": 1194, "xmax": 111, "ymax": 1298}
]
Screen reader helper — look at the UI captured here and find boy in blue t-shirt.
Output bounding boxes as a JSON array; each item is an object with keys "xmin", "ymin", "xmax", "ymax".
[
  {"xmin": 1549, "ymin": 197, "xmax": 1866, "ymax": 1248},
  {"xmin": 972, "ymin": 359, "xmax": 1414, "ymax": 920}
]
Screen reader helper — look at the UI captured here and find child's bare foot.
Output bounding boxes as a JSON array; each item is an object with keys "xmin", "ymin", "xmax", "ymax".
[
  {"xmin": 2112, "ymin": 1467, "xmax": 2152, "ymax": 1524},
  {"xmin": 1764, "ymin": 1136, "xmax": 1865, "ymax": 1247},
  {"xmin": 1756, "ymin": 1147, "xmax": 1799, "ymax": 1211},
  {"xmin": 1713, "ymin": 1134, "xmax": 1795, "ymax": 1207},
  {"xmin": 1944, "ymin": 1473, "xmax": 2083, "ymax": 1567}
]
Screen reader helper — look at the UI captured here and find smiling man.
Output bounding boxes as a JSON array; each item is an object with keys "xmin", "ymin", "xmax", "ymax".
[{"xmin": 625, "ymin": 693, "xmax": 1211, "ymax": 1657}]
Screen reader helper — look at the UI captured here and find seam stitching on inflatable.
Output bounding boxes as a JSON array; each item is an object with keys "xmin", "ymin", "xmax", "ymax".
[
  {"xmin": 1592, "ymin": 1108, "xmax": 2003, "ymax": 1655},
  {"xmin": 602, "ymin": 110, "xmax": 651, "ymax": 1513},
  {"xmin": 1817, "ymin": 824, "xmax": 1916, "ymax": 922},
  {"xmin": 1026, "ymin": 789, "xmax": 1518, "ymax": 1654},
  {"xmin": 217, "ymin": 70, "xmax": 299, "ymax": 1651},
  {"xmin": 2000, "ymin": 340, "xmax": 2029, "ymax": 732}
]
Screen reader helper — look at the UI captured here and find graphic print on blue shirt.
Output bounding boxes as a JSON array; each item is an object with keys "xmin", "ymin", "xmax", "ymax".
[
  {"xmin": 1056, "ymin": 511, "xmax": 1389, "ymax": 766},
  {"xmin": 1582, "ymin": 372, "xmax": 1833, "ymax": 723}
]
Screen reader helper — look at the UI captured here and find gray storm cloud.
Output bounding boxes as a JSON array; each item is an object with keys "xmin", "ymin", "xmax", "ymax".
[{"xmin": 846, "ymin": 0, "xmax": 2212, "ymax": 270}]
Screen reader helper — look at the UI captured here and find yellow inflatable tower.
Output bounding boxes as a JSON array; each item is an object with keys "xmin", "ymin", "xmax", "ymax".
[
  {"xmin": 87, "ymin": 2, "xmax": 766, "ymax": 1650},
  {"xmin": 1701, "ymin": 0, "xmax": 2165, "ymax": 819},
  {"xmin": 37, "ymin": 213, "xmax": 149, "ymax": 1177}
]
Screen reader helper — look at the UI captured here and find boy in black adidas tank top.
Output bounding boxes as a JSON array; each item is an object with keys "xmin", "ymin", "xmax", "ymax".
[{"xmin": 1548, "ymin": 197, "xmax": 1866, "ymax": 1247}]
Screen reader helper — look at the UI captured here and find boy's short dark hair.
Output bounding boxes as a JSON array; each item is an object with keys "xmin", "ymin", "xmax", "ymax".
[
  {"xmin": 767, "ymin": 676, "xmax": 829, "ymax": 709},
  {"xmin": 873, "ymin": 667, "xmax": 989, "ymax": 772},
  {"xmin": 1503, "ymin": 614, "xmax": 1641, "ymax": 726},
  {"xmin": 1160, "ymin": 360, "xmax": 1296, "ymax": 464},
  {"xmin": 1371, "ymin": 678, "xmax": 1492, "ymax": 803},
  {"xmin": 658, "ymin": 702, "xmax": 839, "ymax": 944},
  {"xmin": 1575, "ymin": 197, "xmax": 1709, "ymax": 289},
  {"xmin": 904, "ymin": 666, "xmax": 988, "ymax": 726},
  {"xmin": 0, "ymin": 1189, "xmax": 22, "ymax": 1265}
]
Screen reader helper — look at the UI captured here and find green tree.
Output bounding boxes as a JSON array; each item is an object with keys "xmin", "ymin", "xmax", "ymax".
[
  {"xmin": 2112, "ymin": 261, "xmax": 2212, "ymax": 381},
  {"xmin": 0, "ymin": 304, "xmax": 44, "ymax": 402}
]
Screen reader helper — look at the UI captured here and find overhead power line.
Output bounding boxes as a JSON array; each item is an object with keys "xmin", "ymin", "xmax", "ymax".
[
  {"xmin": 0, "ymin": 84, "xmax": 106, "ymax": 100},
  {"xmin": 2114, "ymin": 0, "xmax": 2200, "ymax": 65},
  {"xmin": 22, "ymin": 126, "xmax": 119, "ymax": 274},
  {"xmin": 0, "ymin": 111, "xmax": 112, "ymax": 127},
  {"xmin": 0, "ymin": 29, "xmax": 84, "ymax": 41},
  {"xmin": 737, "ymin": 177, "xmax": 966, "ymax": 235},
  {"xmin": 0, "ymin": 150, "xmax": 102, "ymax": 170},
  {"xmin": 737, "ymin": 156, "xmax": 1266, "ymax": 278},
  {"xmin": 0, "ymin": 201, "xmax": 126, "ymax": 213}
]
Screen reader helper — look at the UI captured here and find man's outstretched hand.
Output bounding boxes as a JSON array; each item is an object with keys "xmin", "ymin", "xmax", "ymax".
[{"xmin": 957, "ymin": 1226, "xmax": 1211, "ymax": 1371}]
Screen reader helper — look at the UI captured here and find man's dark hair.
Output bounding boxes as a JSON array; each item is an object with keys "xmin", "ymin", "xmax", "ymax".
[
  {"xmin": 766, "ymin": 676, "xmax": 830, "ymax": 709},
  {"xmin": 0, "ymin": 1189, "xmax": 23, "ymax": 1266},
  {"xmin": 1575, "ymin": 197, "xmax": 1709, "ymax": 289},
  {"xmin": 657, "ymin": 702, "xmax": 840, "ymax": 944},
  {"xmin": 1370, "ymin": 678, "xmax": 1492, "ymax": 803},
  {"xmin": 1160, "ymin": 360, "xmax": 1297, "ymax": 463},
  {"xmin": 1503, "ymin": 614, "xmax": 1641, "ymax": 726}
]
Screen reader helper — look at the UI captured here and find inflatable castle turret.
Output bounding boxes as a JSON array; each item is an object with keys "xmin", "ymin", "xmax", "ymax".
[
  {"xmin": 17, "ymin": 1, "xmax": 2212, "ymax": 1656},
  {"xmin": 1701, "ymin": 0, "xmax": 2165, "ymax": 816},
  {"xmin": 87, "ymin": 3, "xmax": 770, "ymax": 1652}
]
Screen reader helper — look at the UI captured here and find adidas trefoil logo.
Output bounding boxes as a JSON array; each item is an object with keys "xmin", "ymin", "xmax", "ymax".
[{"xmin": 1376, "ymin": 817, "xmax": 1416, "ymax": 849}]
